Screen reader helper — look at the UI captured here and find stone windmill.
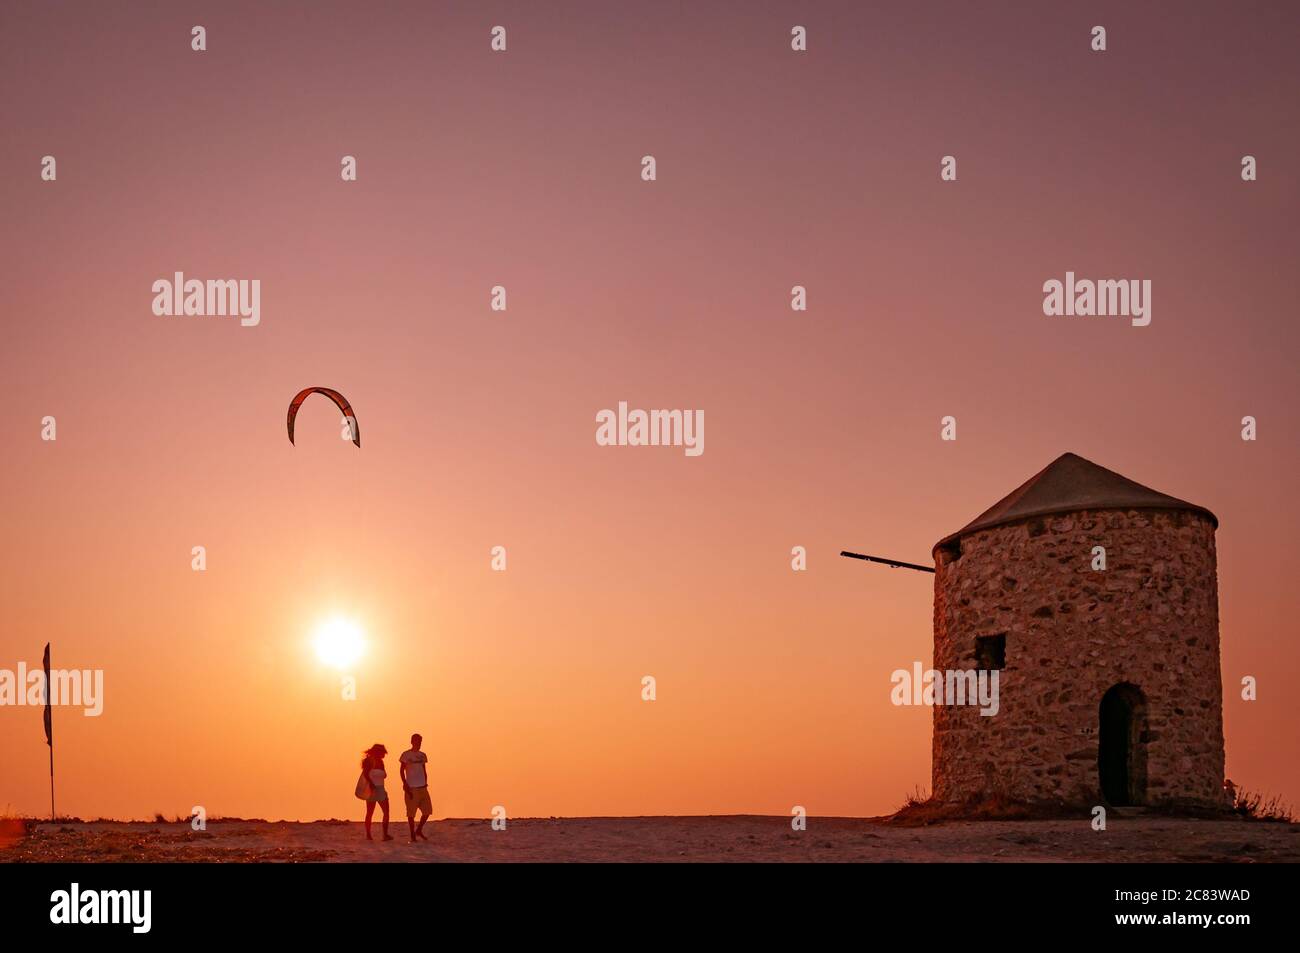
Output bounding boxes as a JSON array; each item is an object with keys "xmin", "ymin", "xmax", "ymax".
[{"xmin": 847, "ymin": 452, "xmax": 1228, "ymax": 809}]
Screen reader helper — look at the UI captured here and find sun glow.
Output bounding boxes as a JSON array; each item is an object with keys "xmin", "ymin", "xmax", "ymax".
[{"xmin": 312, "ymin": 617, "xmax": 366, "ymax": 669}]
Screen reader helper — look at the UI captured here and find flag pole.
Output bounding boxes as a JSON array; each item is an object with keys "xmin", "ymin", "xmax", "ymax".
[{"xmin": 43, "ymin": 642, "xmax": 54, "ymax": 822}]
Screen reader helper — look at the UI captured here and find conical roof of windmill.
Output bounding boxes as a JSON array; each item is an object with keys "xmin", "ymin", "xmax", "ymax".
[{"xmin": 933, "ymin": 452, "xmax": 1217, "ymax": 554}]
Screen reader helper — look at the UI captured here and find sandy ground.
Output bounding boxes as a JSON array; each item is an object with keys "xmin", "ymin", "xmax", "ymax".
[{"xmin": 3, "ymin": 815, "xmax": 1298, "ymax": 862}]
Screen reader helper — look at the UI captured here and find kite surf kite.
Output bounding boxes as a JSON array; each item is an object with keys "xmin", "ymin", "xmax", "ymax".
[{"xmin": 287, "ymin": 387, "xmax": 360, "ymax": 447}]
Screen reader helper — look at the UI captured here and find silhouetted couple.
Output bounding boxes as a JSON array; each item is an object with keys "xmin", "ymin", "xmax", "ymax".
[{"xmin": 357, "ymin": 734, "xmax": 432, "ymax": 843}]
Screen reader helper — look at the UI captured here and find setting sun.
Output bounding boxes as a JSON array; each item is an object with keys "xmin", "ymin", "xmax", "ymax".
[{"xmin": 312, "ymin": 618, "xmax": 365, "ymax": 670}]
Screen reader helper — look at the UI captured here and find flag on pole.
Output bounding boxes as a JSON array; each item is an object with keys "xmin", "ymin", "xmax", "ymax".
[
  {"xmin": 42, "ymin": 643, "xmax": 52, "ymax": 746},
  {"xmin": 43, "ymin": 642, "xmax": 54, "ymax": 821}
]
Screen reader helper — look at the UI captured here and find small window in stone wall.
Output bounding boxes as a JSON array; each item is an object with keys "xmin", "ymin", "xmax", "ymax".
[{"xmin": 975, "ymin": 634, "xmax": 1006, "ymax": 670}]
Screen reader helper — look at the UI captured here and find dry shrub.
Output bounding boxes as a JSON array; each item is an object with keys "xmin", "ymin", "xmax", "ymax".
[{"xmin": 1230, "ymin": 787, "xmax": 1296, "ymax": 823}]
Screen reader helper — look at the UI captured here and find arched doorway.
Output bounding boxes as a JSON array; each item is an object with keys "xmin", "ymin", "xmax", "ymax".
[{"xmin": 1098, "ymin": 683, "xmax": 1147, "ymax": 805}]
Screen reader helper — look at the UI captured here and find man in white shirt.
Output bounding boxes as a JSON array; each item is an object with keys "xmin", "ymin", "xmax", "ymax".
[{"xmin": 399, "ymin": 733, "xmax": 432, "ymax": 842}]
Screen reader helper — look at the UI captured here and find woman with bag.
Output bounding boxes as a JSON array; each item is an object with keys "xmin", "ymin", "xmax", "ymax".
[{"xmin": 357, "ymin": 743, "xmax": 393, "ymax": 841}]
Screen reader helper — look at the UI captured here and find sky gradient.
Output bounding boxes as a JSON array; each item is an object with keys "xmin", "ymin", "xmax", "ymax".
[{"xmin": 1, "ymin": 0, "xmax": 1297, "ymax": 821}]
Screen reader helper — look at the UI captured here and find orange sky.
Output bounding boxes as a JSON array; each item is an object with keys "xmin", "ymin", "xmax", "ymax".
[{"xmin": 1, "ymin": 1, "xmax": 1297, "ymax": 821}]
